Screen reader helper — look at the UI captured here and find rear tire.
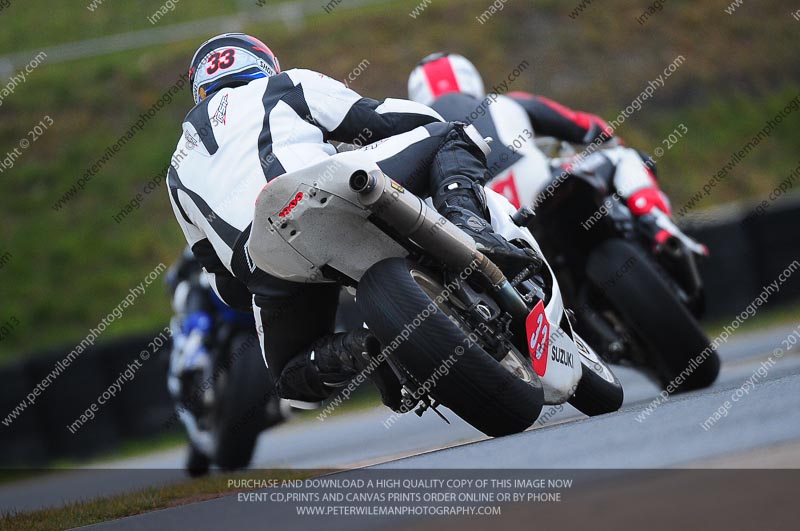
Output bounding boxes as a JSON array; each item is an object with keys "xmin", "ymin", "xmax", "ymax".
[
  {"xmin": 214, "ymin": 333, "xmax": 277, "ymax": 470},
  {"xmin": 357, "ymin": 258, "xmax": 544, "ymax": 437},
  {"xmin": 586, "ymin": 239, "xmax": 719, "ymax": 392}
]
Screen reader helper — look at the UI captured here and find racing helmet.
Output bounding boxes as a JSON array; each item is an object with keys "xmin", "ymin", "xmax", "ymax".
[
  {"xmin": 407, "ymin": 52, "xmax": 485, "ymax": 106},
  {"xmin": 188, "ymin": 33, "xmax": 281, "ymax": 104}
]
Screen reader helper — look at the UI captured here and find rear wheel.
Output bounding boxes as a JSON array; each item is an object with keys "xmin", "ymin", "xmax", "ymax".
[
  {"xmin": 357, "ymin": 258, "xmax": 544, "ymax": 437},
  {"xmin": 586, "ymin": 239, "xmax": 719, "ymax": 391}
]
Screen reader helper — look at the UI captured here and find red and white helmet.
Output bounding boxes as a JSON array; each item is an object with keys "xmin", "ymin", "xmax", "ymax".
[{"xmin": 407, "ymin": 52, "xmax": 485, "ymax": 106}]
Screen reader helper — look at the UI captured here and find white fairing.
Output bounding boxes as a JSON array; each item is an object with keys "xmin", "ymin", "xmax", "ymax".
[
  {"xmin": 249, "ymin": 151, "xmax": 584, "ymax": 405},
  {"xmin": 249, "ymin": 152, "xmax": 407, "ymax": 283},
  {"xmin": 486, "ymin": 188, "xmax": 583, "ymax": 403}
]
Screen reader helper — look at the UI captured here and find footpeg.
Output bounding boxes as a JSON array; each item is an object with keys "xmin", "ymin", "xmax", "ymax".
[{"xmin": 414, "ymin": 396, "xmax": 451, "ymax": 424}]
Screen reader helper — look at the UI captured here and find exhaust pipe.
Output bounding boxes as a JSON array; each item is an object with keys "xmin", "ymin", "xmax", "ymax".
[
  {"xmin": 351, "ymin": 169, "xmax": 531, "ymax": 333},
  {"xmin": 348, "ymin": 170, "xmax": 375, "ymax": 195},
  {"xmin": 351, "ymin": 169, "xmax": 501, "ymax": 278}
]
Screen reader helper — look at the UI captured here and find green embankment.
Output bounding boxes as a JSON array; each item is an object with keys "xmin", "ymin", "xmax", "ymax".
[{"xmin": 1, "ymin": 0, "xmax": 798, "ymax": 359}]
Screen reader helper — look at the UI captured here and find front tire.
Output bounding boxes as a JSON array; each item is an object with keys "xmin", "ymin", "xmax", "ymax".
[
  {"xmin": 357, "ymin": 258, "xmax": 544, "ymax": 437},
  {"xmin": 213, "ymin": 333, "xmax": 277, "ymax": 470},
  {"xmin": 568, "ymin": 336, "xmax": 624, "ymax": 416},
  {"xmin": 186, "ymin": 442, "xmax": 211, "ymax": 477},
  {"xmin": 586, "ymin": 239, "xmax": 719, "ymax": 391}
]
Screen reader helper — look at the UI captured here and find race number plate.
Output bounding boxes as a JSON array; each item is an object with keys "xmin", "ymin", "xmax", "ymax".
[{"xmin": 525, "ymin": 300, "xmax": 550, "ymax": 376}]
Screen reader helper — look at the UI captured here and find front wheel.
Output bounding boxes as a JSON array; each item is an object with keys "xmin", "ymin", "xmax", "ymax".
[
  {"xmin": 568, "ymin": 335, "xmax": 624, "ymax": 416},
  {"xmin": 186, "ymin": 442, "xmax": 211, "ymax": 477},
  {"xmin": 357, "ymin": 258, "xmax": 545, "ymax": 437},
  {"xmin": 213, "ymin": 333, "xmax": 279, "ymax": 470}
]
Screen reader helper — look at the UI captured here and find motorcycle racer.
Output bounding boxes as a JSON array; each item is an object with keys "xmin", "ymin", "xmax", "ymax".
[
  {"xmin": 165, "ymin": 247, "xmax": 286, "ymax": 475},
  {"xmin": 407, "ymin": 52, "xmax": 676, "ymax": 231},
  {"xmin": 166, "ymin": 34, "xmax": 537, "ymax": 411}
]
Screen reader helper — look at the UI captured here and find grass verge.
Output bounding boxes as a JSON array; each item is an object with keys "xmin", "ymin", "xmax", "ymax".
[
  {"xmin": 704, "ymin": 301, "xmax": 800, "ymax": 338},
  {"xmin": 0, "ymin": 469, "xmax": 315, "ymax": 531}
]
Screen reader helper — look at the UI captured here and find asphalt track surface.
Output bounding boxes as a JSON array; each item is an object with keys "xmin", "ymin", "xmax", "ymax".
[{"xmin": 1, "ymin": 323, "xmax": 798, "ymax": 528}]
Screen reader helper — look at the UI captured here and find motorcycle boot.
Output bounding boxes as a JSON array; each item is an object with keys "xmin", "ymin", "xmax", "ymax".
[
  {"xmin": 278, "ymin": 329, "xmax": 403, "ymax": 410},
  {"xmin": 433, "ymin": 175, "xmax": 540, "ymax": 275}
]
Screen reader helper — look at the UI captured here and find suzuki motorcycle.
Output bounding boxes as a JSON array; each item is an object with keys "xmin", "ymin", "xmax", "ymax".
[
  {"xmin": 248, "ymin": 147, "xmax": 623, "ymax": 437},
  {"xmin": 522, "ymin": 141, "xmax": 720, "ymax": 391},
  {"xmin": 166, "ymin": 251, "xmax": 287, "ymax": 476}
]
